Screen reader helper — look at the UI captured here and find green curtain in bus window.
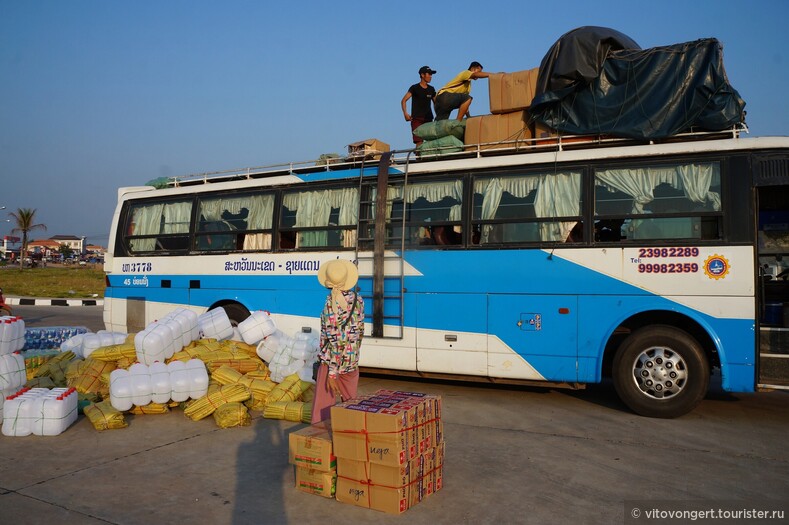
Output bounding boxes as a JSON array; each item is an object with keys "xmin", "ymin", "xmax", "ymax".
[
  {"xmin": 199, "ymin": 194, "xmax": 274, "ymax": 250},
  {"xmin": 282, "ymin": 188, "xmax": 358, "ymax": 248}
]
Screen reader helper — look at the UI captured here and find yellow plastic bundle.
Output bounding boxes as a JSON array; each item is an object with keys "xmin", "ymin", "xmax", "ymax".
[
  {"xmin": 90, "ymin": 342, "xmax": 137, "ymax": 362},
  {"xmin": 284, "ymin": 401, "xmax": 307, "ymax": 423},
  {"xmin": 84, "ymin": 401, "xmax": 128, "ymax": 431},
  {"xmin": 34, "ymin": 351, "xmax": 76, "ymax": 386},
  {"xmin": 115, "ymin": 356, "xmax": 136, "ymax": 370},
  {"xmin": 64, "ymin": 359, "xmax": 88, "ymax": 382},
  {"xmin": 71, "ymin": 359, "xmax": 117, "ymax": 395},
  {"xmin": 211, "ymin": 365, "xmax": 244, "ymax": 385},
  {"xmin": 184, "ymin": 384, "xmax": 251, "ymax": 421},
  {"xmin": 79, "ymin": 392, "xmax": 101, "ymax": 405},
  {"xmin": 240, "ymin": 377, "xmax": 276, "ymax": 411},
  {"xmin": 24, "ymin": 354, "xmax": 55, "ymax": 380},
  {"xmin": 299, "ymin": 382, "xmax": 315, "ymax": 402},
  {"xmin": 262, "ymin": 401, "xmax": 286, "ymax": 419},
  {"xmin": 206, "ymin": 359, "xmax": 264, "ymax": 374},
  {"xmin": 25, "ymin": 376, "xmax": 56, "ymax": 389},
  {"xmin": 225, "ymin": 340, "xmax": 260, "ymax": 358},
  {"xmin": 244, "ymin": 369, "xmax": 271, "ymax": 381},
  {"xmin": 266, "ymin": 374, "xmax": 306, "ymax": 405},
  {"xmin": 213, "ymin": 402, "xmax": 251, "ymax": 428},
  {"xmin": 263, "ymin": 401, "xmax": 309, "ymax": 422},
  {"xmin": 301, "ymin": 403, "xmax": 313, "ymax": 424},
  {"xmin": 130, "ymin": 403, "xmax": 170, "ymax": 415}
]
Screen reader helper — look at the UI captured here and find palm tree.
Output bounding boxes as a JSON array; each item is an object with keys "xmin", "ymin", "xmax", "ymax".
[{"xmin": 9, "ymin": 208, "xmax": 46, "ymax": 270}]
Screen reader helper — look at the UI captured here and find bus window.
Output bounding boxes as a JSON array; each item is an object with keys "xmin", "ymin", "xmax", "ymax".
[
  {"xmin": 401, "ymin": 179, "xmax": 463, "ymax": 247},
  {"xmin": 472, "ymin": 171, "xmax": 582, "ymax": 244},
  {"xmin": 595, "ymin": 161, "xmax": 722, "ymax": 242},
  {"xmin": 196, "ymin": 193, "xmax": 274, "ymax": 252},
  {"xmin": 124, "ymin": 199, "xmax": 192, "ymax": 254},
  {"xmin": 280, "ymin": 187, "xmax": 358, "ymax": 250}
]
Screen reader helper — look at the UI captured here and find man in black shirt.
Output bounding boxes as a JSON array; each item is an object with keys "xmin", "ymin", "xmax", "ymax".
[{"xmin": 401, "ymin": 66, "xmax": 437, "ymax": 145}]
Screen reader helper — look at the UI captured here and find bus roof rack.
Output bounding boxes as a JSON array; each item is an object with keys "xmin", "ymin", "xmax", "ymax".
[{"xmin": 165, "ymin": 126, "xmax": 745, "ymax": 188}]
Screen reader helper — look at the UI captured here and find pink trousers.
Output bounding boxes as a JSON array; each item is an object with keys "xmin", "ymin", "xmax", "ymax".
[{"xmin": 310, "ymin": 363, "xmax": 359, "ymax": 424}]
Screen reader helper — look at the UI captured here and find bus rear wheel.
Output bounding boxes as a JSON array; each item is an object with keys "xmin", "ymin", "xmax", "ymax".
[
  {"xmin": 219, "ymin": 303, "xmax": 250, "ymax": 327},
  {"xmin": 612, "ymin": 325, "xmax": 709, "ymax": 418}
]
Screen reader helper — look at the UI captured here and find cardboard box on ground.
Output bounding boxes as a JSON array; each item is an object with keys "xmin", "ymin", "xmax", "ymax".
[
  {"xmin": 289, "ymin": 421, "xmax": 337, "ymax": 498},
  {"xmin": 330, "ymin": 389, "xmax": 444, "ymax": 514}
]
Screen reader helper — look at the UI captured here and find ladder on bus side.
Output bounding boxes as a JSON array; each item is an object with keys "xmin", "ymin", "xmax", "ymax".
[{"xmin": 355, "ymin": 151, "xmax": 408, "ymax": 339}]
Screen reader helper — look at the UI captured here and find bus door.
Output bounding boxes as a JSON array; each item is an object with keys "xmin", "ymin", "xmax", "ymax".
[
  {"xmin": 754, "ymin": 156, "xmax": 789, "ymax": 389},
  {"xmin": 487, "ymin": 295, "xmax": 579, "ymax": 382}
]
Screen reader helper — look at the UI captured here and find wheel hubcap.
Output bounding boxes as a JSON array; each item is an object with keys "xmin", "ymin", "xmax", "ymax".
[{"xmin": 631, "ymin": 346, "xmax": 687, "ymax": 399}]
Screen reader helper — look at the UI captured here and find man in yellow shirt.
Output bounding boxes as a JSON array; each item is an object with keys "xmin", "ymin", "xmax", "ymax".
[{"xmin": 434, "ymin": 61, "xmax": 491, "ymax": 120}]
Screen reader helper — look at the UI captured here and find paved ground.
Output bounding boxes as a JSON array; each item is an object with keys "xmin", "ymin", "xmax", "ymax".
[
  {"xmin": 2, "ymin": 372, "xmax": 788, "ymax": 525},
  {"xmin": 2, "ymin": 305, "xmax": 788, "ymax": 524}
]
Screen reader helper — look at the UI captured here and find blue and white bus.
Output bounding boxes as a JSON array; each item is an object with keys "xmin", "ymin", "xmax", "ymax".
[{"xmin": 103, "ymin": 131, "xmax": 789, "ymax": 417}]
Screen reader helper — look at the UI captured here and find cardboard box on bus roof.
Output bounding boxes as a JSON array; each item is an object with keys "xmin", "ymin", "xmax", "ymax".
[
  {"xmin": 347, "ymin": 138, "xmax": 390, "ymax": 160},
  {"xmin": 288, "ymin": 421, "xmax": 336, "ymax": 472},
  {"xmin": 464, "ymin": 111, "xmax": 532, "ymax": 151},
  {"xmin": 488, "ymin": 68, "xmax": 540, "ymax": 114},
  {"xmin": 294, "ymin": 466, "xmax": 336, "ymax": 498}
]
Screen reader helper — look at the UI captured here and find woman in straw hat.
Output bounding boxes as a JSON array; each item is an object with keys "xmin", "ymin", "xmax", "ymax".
[{"xmin": 311, "ymin": 259, "xmax": 365, "ymax": 423}]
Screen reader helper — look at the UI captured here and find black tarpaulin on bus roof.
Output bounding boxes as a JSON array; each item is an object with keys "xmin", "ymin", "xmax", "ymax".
[{"xmin": 529, "ymin": 27, "xmax": 746, "ymax": 140}]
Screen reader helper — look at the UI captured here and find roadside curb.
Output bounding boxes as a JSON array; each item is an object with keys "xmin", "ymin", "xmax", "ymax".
[{"xmin": 5, "ymin": 296, "xmax": 104, "ymax": 307}]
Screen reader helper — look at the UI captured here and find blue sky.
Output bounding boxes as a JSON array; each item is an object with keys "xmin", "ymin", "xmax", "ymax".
[{"xmin": 1, "ymin": 0, "xmax": 787, "ymax": 247}]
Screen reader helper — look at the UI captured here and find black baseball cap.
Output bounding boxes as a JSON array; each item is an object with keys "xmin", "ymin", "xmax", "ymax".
[
  {"xmin": 419, "ymin": 66, "xmax": 436, "ymax": 75},
  {"xmin": 469, "ymin": 61, "xmax": 483, "ymax": 70}
]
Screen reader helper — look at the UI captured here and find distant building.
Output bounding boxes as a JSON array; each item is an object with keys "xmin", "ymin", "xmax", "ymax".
[
  {"xmin": 48, "ymin": 235, "xmax": 84, "ymax": 252},
  {"xmin": 25, "ymin": 236, "xmax": 105, "ymax": 257}
]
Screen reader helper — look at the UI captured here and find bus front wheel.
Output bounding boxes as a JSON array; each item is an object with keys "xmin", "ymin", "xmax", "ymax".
[{"xmin": 612, "ymin": 325, "xmax": 709, "ymax": 418}]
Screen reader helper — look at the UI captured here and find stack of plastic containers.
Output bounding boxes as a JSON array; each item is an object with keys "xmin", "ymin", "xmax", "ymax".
[
  {"xmin": 0, "ymin": 330, "xmax": 26, "ymax": 421},
  {"xmin": 160, "ymin": 308, "xmax": 200, "ymax": 348},
  {"xmin": 23, "ymin": 325, "xmax": 88, "ymax": 351},
  {"xmin": 0, "ymin": 352, "xmax": 26, "ymax": 392},
  {"xmin": 109, "ymin": 359, "xmax": 209, "ymax": 411},
  {"xmin": 2, "ymin": 387, "xmax": 78, "ymax": 436},
  {"xmin": 238, "ymin": 311, "xmax": 276, "ymax": 345},
  {"xmin": 0, "ymin": 316, "xmax": 26, "ymax": 354},
  {"xmin": 134, "ymin": 323, "xmax": 176, "ymax": 365},
  {"xmin": 257, "ymin": 329, "xmax": 319, "ymax": 383},
  {"xmin": 82, "ymin": 331, "xmax": 128, "ymax": 358},
  {"xmin": 197, "ymin": 308, "xmax": 234, "ymax": 341}
]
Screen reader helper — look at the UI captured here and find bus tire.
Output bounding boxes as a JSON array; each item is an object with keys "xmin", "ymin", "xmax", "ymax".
[
  {"xmin": 220, "ymin": 303, "xmax": 250, "ymax": 327},
  {"xmin": 612, "ymin": 325, "xmax": 709, "ymax": 418}
]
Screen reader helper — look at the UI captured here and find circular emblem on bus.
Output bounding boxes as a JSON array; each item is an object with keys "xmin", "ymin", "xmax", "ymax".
[{"xmin": 703, "ymin": 254, "xmax": 730, "ymax": 280}]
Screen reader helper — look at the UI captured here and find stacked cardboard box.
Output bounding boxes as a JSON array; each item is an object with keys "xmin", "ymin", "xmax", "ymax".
[
  {"xmin": 464, "ymin": 68, "xmax": 539, "ymax": 150},
  {"xmin": 288, "ymin": 421, "xmax": 337, "ymax": 498},
  {"xmin": 464, "ymin": 111, "xmax": 532, "ymax": 151},
  {"xmin": 331, "ymin": 390, "xmax": 444, "ymax": 514},
  {"xmin": 488, "ymin": 68, "xmax": 539, "ymax": 114}
]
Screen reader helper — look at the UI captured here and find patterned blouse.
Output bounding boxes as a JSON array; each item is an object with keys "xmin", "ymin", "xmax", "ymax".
[{"xmin": 319, "ymin": 290, "xmax": 365, "ymax": 379}]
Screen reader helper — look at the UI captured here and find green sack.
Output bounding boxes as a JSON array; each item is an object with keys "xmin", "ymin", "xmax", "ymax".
[
  {"xmin": 414, "ymin": 120, "xmax": 466, "ymax": 140},
  {"xmin": 417, "ymin": 136, "xmax": 464, "ymax": 157}
]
